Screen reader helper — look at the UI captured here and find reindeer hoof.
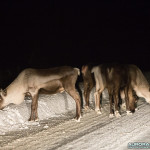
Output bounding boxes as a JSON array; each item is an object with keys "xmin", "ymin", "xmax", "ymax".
[
  {"xmin": 76, "ymin": 118, "xmax": 81, "ymax": 122},
  {"xmin": 35, "ymin": 118, "xmax": 39, "ymax": 122},
  {"xmin": 95, "ymin": 110, "xmax": 102, "ymax": 115},
  {"xmin": 73, "ymin": 115, "xmax": 81, "ymax": 122},
  {"xmin": 28, "ymin": 117, "xmax": 39, "ymax": 122},
  {"xmin": 28, "ymin": 118, "xmax": 32, "ymax": 121},
  {"xmin": 84, "ymin": 106, "xmax": 90, "ymax": 110},
  {"xmin": 109, "ymin": 113, "xmax": 115, "ymax": 118},
  {"xmin": 73, "ymin": 118, "xmax": 80, "ymax": 122},
  {"xmin": 126, "ymin": 111, "xmax": 132, "ymax": 115},
  {"xmin": 115, "ymin": 111, "xmax": 121, "ymax": 118}
]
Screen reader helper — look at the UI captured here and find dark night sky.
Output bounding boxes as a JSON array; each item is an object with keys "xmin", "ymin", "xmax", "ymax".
[{"xmin": 0, "ymin": 1, "xmax": 150, "ymax": 71}]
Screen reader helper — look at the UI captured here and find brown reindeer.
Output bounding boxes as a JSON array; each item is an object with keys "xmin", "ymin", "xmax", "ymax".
[
  {"xmin": 82, "ymin": 64, "xmax": 136, "ymax": 117},
  {"xmin": 92, "ymin": 64, "xmax": 134, "ymax": 117},
  {"xmin": 128, "ymin": 65, "xmax": 150, "ymax": 103},
  {"xmin": 0, "ymin": 66, "xmax": 81, "ymax": 121}
]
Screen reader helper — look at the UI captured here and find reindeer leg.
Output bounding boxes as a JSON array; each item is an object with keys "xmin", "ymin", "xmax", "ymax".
[
  {"xmin": 84, "ymin": 89, "xmax": 90, "ymax": 110},
  {"xmin": 124, "ymin": 87, "xmax": 132, "ymax": 115},
  {"xmin": 29, "ymin": 92, "xmax": 39, "ymax": 121},
  {"xmin": 94, "ymin": 90, "xmax": 102, "ymax": 114},
  {"xmin": 86, "ymin": 86, "xmax": 94, "ymax": 110},
  {"xmin": 65, "ymin": 88, "xmax": 81, "ymax": 122},
  {"xmin": 108, "ymin": 89, "xmax": 114, "ymax": 118},
  {"xmin": 114, "ymin": 89, "xmax": 121, "ymax": 118}
]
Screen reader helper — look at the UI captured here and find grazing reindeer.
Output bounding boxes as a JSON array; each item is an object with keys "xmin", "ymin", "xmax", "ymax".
[
  {"xmin": 0, "ymin": 66, "xmax": 81, "ymax": 121},
  {"xmin": 82, "ymin": 64, "xmax": 136, "ymax": 117},
  {"xmin": 119, "ymin": 64, "xmax": 150, "ymax": 112},
  {"xmin": 128, "ymin": 65, "xmax": 150, "ymax": 104},
  {"xmin": 91, "ymin": 64, "xmax": 134, "ymax": 117}
]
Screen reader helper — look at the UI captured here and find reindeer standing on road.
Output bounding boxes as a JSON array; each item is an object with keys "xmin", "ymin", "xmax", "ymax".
[
  {"xmin": 0, "ymin": 66, "xmax": 81, "ymax": 122},
  {"xmin": 82, "ymin": 64, "xmax": 137, "ymax": 117}
]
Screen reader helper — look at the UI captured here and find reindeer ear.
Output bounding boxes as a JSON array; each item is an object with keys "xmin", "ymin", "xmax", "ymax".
[
  {"xmin": 0, "ymin": 89, "xmax": 7, "ymax": 96},
  {"xmin": 3, "ymin": 89, "xmax": 7, "ymax": 96}
]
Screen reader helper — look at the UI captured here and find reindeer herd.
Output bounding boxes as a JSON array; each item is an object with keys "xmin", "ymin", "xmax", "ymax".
[{"xmin": 0, "ymin": 64, "xmax": 150, "ymax": 122}]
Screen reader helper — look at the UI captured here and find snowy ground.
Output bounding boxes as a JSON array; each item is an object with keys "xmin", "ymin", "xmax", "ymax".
[{"xmin": 0, "ymin": 75, "xmax": 150, "ymax": 149}]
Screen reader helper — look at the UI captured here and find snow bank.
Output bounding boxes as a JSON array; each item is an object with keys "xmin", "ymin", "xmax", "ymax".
[{"xmin": 0, "ymin": 92, "xmax": 76, "ymax": 135}]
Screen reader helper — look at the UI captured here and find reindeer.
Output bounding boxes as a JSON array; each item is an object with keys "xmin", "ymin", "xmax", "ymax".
[
  {"xmin": 128, "ymin": 65, "xmax": 150, "ymax": 104},
  {"xmin": 82, "ymin": 64, "xmax": 136, "ymax": 117},
  {"xmin": 0, "ymin": 66, "xmax": 81, "ymax": 121},
  {"xmin": 118, "ymin": 64, "xmax": 150, "ymax": 113},
  {"xmin": 92, "ymin": 64, "xmax": 134, "ymax": 117}
]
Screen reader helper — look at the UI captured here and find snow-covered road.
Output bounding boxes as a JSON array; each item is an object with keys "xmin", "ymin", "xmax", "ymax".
[
  {"xmin": 0, "ymin": 94, "xmax": 150, "ymax": 149},
  {"xmin": 0, "ymin": 83, "xmax": 150, "ymax": 149}
]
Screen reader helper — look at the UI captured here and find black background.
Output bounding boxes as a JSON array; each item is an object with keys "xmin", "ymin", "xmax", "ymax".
[{"xmin": 0, "ymin": 1, "xmax": 150, "ymax": 87}]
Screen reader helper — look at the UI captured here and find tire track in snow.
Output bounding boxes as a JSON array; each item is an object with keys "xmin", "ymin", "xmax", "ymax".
[
  {"xmin": 1, "ymin": 107, "xmax": 111, "ymax": 149},
  {"xmin": 57, "ymin": 100, "xmax": 150, "ymax": 150}
]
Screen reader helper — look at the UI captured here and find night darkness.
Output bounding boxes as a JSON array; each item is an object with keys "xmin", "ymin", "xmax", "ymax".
[{"xmin": 0, "ymin": 1, "xmax": 150, "ymax": 87}]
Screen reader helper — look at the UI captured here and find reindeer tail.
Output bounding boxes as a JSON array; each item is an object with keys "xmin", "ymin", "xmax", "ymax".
[{"xmin": 74, "ymin": 68, "xmax": 80, "ymax": 76}]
